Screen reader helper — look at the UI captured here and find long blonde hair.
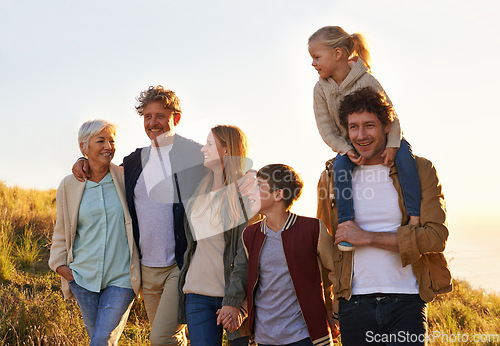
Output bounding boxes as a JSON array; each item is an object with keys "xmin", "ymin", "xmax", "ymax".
[
  {"xmin": 191, "ymin": 125, "xmax": 250, "ymax": 229},
  {"xmin": 308, "ymin": 26, "xmax": 371, "ymax": 71}
]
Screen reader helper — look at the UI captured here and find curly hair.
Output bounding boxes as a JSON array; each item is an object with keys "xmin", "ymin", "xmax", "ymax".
[
  {"xmin": 339, "ymin": 87, "xmax": 394, "ymax": 129},
  {"xmin": 135, "ymin": 85, "xmax": 182, "ymax": 116},
  {"xmin": 257, "ymin": 164, "xmax": 304, "ymax": 211}
]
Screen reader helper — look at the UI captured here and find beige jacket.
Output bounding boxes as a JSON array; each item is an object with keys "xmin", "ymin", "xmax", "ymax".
[
  {"xmin": 313, "ymin": 58, "xmax": 402, "ymax": 155},
  {"xmin": 317, "ymin": 156, "xmax": 452, "ymax": 303},
  {"xmin": 49, "ymin": 163, "xmax": 141, "ymax": 299}
]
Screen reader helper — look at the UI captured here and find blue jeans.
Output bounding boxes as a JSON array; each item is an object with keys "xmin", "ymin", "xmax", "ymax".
[
  {"xmin": 333, "ymin": 138, "xmax": 421, "ymax": 224},
  {"xmin": 395, "ymin": 139, "xmax": 421, "ymax": 217},
  {"xmin": 338, "ymin": 294, "xmax": 427, "ymax": 346},
  {"xmin": 258, "ymin": 337, "xmax": 314, "ymax": 345},
  {"xmin": 185, "ymin": 294, "xmax": 249, "ymax": 346},
  {"xmin": 69, "ymin": 280, "xmax": 135, "ymax": 346}
]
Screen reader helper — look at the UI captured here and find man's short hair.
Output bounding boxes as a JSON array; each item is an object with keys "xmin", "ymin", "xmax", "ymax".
[
  {"xmin": 257, "ymin": 164, "xmax": 304, "ymax": 211},
  {"xmin": 135, "ymin": 85, "xmax": 182, "ymax": 116},
  {"xmin": 339, "ymin": 87, "xmax": 395, "ymax": 128}
]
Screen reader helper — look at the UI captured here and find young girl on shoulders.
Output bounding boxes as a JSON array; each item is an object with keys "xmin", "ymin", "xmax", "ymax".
[{"xmin": 308, "ymin": 26, "xmax": 420, "ymax": 250}]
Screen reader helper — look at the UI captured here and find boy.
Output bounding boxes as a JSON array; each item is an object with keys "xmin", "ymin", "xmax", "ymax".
[{"xmin": 242, "ymin": 164, "xmax": 337, "ymax": 346}]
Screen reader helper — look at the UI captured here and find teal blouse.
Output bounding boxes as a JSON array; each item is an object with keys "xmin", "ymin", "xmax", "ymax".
[{"xmin": 70, "ymin": 172, "xmax": 132, "ymax": 292}]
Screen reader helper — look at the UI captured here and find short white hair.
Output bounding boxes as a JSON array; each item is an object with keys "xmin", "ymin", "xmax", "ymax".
[{"xmin": 78, "ymin": 119, "xmax": 116, "ymax": 156}]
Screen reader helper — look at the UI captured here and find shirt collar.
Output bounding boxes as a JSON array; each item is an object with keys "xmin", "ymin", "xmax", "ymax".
[{"xmin": 85, "ymin": 172, "xmax": 112, "ymax": 189}]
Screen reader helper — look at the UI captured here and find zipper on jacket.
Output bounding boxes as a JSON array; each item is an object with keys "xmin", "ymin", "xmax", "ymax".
[{"xmin": 347, "ymin": 253, "xmax": 353, "ymax": 300}]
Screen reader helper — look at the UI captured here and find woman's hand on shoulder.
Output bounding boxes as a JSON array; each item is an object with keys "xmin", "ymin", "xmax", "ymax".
[{"xmin": 237, "ymin": 170, "xmax": 257, "ymax": 197}]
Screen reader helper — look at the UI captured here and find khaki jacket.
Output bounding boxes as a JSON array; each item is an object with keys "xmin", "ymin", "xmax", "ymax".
[
  {"xmin": 317, "ymin": 156, "xmax": 452, "ymax": 303},
  {"xmin": 49, "ymin": 163, "xmax": 141, "ymax": 299}
]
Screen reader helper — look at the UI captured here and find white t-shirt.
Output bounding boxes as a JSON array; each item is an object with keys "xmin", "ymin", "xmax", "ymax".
[
  {"xmin": 351, "ymin": 164, "xmax": 419, "ymax": 295},
  {"xmin": 254, "ymin": 226, "xmax": 309, "ymax": 344},
  {"xmin": 134, "ymin": 144, "xmax": 176, "ymax": 267}
]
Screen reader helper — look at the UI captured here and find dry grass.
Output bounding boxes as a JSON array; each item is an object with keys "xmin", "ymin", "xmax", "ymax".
[
  {"xmin": 0, "ymin": 181, "xmax": 151, "ymax": 345},
  {"xmin": 0, "ymin": 180, "xmax": 56, "ymax": 239},
  {"xmin": 0, "ymin": 220, "xmax": 15, "ymax": 281},
  {"xmin": 15, "ymin": 226, "xmax": 42, "ymax": 270},
  {"xmin": 426, "ymin": 278, "xmax": 500, "ymax": 345}
]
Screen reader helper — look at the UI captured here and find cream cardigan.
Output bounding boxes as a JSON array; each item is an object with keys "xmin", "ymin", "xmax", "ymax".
[
  {"xmin": 49, "ymin": 163, "xmax": 141, "ymax": 299},
  {"xmin": 313, "ymin": 58, "xmax": 402, "ymax": 155}
]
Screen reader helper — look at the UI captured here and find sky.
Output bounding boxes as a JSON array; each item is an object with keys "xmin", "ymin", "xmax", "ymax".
[{"xmin": 1, "ymin": 0, "xmax": 500, "ymax": 289}]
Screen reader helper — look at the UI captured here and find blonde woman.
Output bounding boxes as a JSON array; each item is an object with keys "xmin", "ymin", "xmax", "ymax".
[
  {"xmin": 178, "ymin": 125, "xmax": 256, "ymax": 346},
  {"xmin": 49, "ymin": 120, "xmax": 140, "ymax": 345}
]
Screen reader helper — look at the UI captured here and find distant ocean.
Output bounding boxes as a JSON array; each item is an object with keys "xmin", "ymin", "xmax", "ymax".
[{"xmin": 445, "ymin": 217, "xmax": 500, "ymax": 294}]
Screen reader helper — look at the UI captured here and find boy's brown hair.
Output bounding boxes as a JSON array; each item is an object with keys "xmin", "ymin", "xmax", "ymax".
[{"xmin": 257, "ymin": 164, "xmax": 303, "ymax": 211}]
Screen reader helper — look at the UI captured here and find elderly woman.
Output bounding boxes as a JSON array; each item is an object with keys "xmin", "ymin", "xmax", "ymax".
[{"xmin": 49, "ymin": 119, "xmax": 141, "ymax": 345}]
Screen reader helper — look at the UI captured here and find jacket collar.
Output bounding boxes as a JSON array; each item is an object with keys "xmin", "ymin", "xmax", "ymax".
[
  {"xmin": 68, "ymin": 177, "xmax": 87, "ymax": 238},
  {"xmin": 260, "ymin": 212, "xmax": 297, "ymax": 234},
  {"xmin": 109, "ymin": 163, "xmax": 132, "ymax": 225}
]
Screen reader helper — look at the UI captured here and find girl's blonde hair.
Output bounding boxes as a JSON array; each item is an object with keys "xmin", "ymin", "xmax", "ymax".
[
  {"xmin": 308, "ymin": 26, "xmax": 371, "ymax": 71},
  {"xmin": 190, "ymin": 125, "xmax": 250, "ymax": 229}
]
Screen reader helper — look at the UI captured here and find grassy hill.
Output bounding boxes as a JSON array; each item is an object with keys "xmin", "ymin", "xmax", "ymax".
[{"xmin": 1, "ymin": 181, "xmax": 499, "ymax": 345}]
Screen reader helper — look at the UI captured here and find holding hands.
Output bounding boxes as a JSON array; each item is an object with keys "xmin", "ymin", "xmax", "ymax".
[{"xmin": 216, "ymin": 305, "xmax": 245, "ymax": 333}]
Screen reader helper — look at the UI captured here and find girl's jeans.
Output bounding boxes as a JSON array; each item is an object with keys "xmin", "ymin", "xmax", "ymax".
[
  {"xmin": 333, "ymin": 138, "xmax": 421, "ymax": 224},
  {"xmin": 185, "ymin": 293, "xmax": 249, "ymax": 346}
]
